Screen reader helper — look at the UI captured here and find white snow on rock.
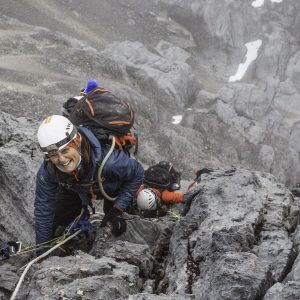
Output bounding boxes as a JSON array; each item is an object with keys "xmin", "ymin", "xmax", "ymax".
[
  {"xmin": 229, "ymin": 40, "xmax": 262, "ymax": 82},
  {"xmin": 252, "ymin": 0, "xmax": 264, "ymax": 7},
  {"xmin": 172, "ymin": 115, "xmax": 183, "ymax": 124},
  {"xmin": 252, "ymin": 0, "xmax": 282, "ymax": 7}
]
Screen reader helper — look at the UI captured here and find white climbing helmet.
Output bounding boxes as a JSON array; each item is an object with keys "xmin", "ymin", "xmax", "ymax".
[
  {"xmin": 37, "ymin": 115, "xmax": 77, "ymax": 154},
  {"xmin": 136, "ymin": 188, "xmax": 158, "ymax": 210}
]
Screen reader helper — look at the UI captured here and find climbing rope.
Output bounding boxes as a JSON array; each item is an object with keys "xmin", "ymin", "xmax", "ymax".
[
  {"xmin": 3, "ymin": 209, "xmax": 87, "ymax": 260},
  {"xmin": 98, "ymin": 135, "xmax": 117, "ymax": 201},
  {"xmin": 167, "ymin": 210, "xmax": 182, "ymax": 221},
  {"xmin": 10, "ymin": 217, "xmax": 101, "ymax": 300}
]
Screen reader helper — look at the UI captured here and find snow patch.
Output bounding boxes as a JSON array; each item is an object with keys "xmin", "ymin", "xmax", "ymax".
[
  {"xmin": 229, "ymin": 40, "xmax": 262, "ymax": 82},
  {"xmin": 172, "ymin": 115, "xmax": 182, "ymax": 124},
  {"xmin": 252, "ymin": 0, "xmax": 282, "ymax": 7},
  {"xmin": 252, "ymin": 0, "xmax": 264, "ymax": 7}
]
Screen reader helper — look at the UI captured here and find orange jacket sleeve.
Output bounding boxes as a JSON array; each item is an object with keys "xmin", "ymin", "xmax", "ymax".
[{"xmin": 161, "ymin": 190, "xmax": 184, "ymax": 203}]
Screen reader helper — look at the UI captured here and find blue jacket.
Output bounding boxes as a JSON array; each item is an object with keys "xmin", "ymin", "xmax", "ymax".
[{"xmin": 34, "ymin": 127, "xmax": 144, "ymax": 244}]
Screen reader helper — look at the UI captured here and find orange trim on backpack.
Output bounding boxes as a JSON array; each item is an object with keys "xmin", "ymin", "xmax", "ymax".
[
  {"xmin": 80, "ymin": 88, "xmax": 108, "ymax": 95},
  {"xmin": 114, "ymin": 135, "xmax": 137, "ymax": 150},
  {"xmin": 108, "ymin": 121, "xmax": 131, "ymax": 125},
  {"xmin": 93, "ymin": 88, "xmax": 108, "ymax": 94},
  {"xmin": 123, "ymin": 134, "xmax": 136, "ymax": 145},
  {"xmin": 115, "ymin": 137, "xmax": 123, "ymax": 150},
  {"xmin": 85, "ymin": 98, "xmax": 95, "ymax": 117},
  {"xmin": 120, "ymin": 136, "xmax": 126, "ymax": 146},
  {"xmin": 115, "ymin": 136, "xmax": 125, "ymax": 148}
]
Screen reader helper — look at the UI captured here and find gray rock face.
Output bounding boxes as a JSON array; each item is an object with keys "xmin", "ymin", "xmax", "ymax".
[
  {"xmin": 1, "ymin": 0, "xmax": 300, "ymax": 299},
  {"xmin": 25, "ymin": 253, "xmax": 141, "ymax": 300},
  {"xmin": 1, "ymin": 121, "xmax": 299, "ymax": 300},
  {"xmin": 0, "ymin": 112, "xmax": 40, "ymax": 244},
  {"xmin": 167, "ymin": 0, "xmax": 300, "ymax": 185},
  {"xmin": 0, "ymin": 0, "xmax": 300, "ymax": 184},
  {"xmin": 0, "ymin": 264, "xmax": 18, "ymax": 299},
  {"xmin": 264, "ymin": 222, "xmax": 300, "ymax": 299},
  {"xmin": 159, "ymin": 167, "xmax": 299, "ymax": 299}
]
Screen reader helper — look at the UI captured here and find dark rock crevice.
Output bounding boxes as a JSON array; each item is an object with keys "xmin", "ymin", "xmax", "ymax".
[
  {"xmin": 185, "ymin": 236, "xmax": 200, "ymax": 295},
  {"xmin": 252, "ymin": 209, "xmax": 266, "ymax": 242},
  {"xmin": 152, "ymin": 232, "xmax": 173, "ymax": 294},
  {"xmin": 277, "ymin": 246, "xmax": 298, "ymax": 283}
]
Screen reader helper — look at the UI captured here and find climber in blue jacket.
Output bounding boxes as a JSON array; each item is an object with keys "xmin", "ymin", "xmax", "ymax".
[{"xmin": 35, "ymin": 114, "xmax": 144, "ymax": 245}]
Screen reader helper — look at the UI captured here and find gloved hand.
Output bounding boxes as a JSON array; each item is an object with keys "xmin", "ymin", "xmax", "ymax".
[
  {"xmin": 66, "ymin": 206, "xmax": 91, "ymax": 234},
  {"xmin": 0, "ymin": 241, "xmax": 21, "ymax": 261},
  {"xmin": 100, "ymin": 206, "xmax": 127, "ymax": 236},
  {"xmin": 77, "ymin": 218, "xmax": 92, "ymax": 232}
]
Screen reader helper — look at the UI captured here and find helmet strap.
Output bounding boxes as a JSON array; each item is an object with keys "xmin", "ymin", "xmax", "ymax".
[{"xmin": 67, "ymin": 133, "xmax": 83, "ymax": 157}]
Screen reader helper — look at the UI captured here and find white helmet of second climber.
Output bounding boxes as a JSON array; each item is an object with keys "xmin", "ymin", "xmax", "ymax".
[
  {"xmin": 136, "ymin": 188, "xmax": 158, "ymax": 210},
  {"xmin": 37, "ymin": 115, "xmax": 77, "ymax": 155}
]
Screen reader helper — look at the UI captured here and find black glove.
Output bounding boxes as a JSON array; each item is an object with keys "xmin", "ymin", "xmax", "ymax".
[
  {"xmin": 0, "ymin": 241, "xmax": 21, "ymax": 261},
  {"xmin": 100, "ymin": 207, "xmax": 127, "ymax": 236}
]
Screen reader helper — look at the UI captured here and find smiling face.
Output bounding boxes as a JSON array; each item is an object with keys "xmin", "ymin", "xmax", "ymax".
[{"xmin": 48, "ymin": 146, "xmax": 81, "ymax": 173}]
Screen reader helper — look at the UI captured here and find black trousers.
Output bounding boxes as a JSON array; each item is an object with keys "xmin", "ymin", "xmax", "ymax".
[
  {"xmin": 52, "ymin": 189, "xmax": 82, "ymax": 235},
  {"xmin": 103, "ymin": 197, "xmax": 114, "ymax": 214},
  {"xmin": 52, "ymin": 189, "xmax": 114, "ymax": 235}
]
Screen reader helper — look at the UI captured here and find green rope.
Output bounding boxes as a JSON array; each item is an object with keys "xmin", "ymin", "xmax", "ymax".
[
  {"xmin": 167, "ymin": 210, "xmax": 182, "ymax": 221},
  {"xmin": 16, "ymin": 209, "xmax": 85, "ymax": 255}
]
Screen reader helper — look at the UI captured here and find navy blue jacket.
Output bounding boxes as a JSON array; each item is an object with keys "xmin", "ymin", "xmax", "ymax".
[{"xmin": 34, "ymin": 127, "xmax": 144, "ymax": 244}]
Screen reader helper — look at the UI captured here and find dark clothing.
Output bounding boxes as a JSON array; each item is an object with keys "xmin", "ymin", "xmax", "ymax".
[
  {"xmin": 103, "ymin": 198, "xmax": 114, "ymax": 215},
  {"xmin": 34, "ymin": 127, "xmax": 144, "ymax": 244},
  {"xmin": 52, "ymin": 189, "xmax": 82, "ymax": 236}
]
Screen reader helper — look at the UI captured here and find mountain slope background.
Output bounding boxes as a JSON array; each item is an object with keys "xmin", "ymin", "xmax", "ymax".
[{"xmin": 1, "ymin": 0, "xmax": 300, "ymax": 184}]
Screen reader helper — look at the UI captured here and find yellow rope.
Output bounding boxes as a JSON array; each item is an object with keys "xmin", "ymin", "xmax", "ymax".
[
  {"xmin": 16, "ymin": 209, "xmax": 85, "ymax": 255},
  {"xmin": 167, "ymin": 210, "xmax": 182, "ymax": 221}
]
